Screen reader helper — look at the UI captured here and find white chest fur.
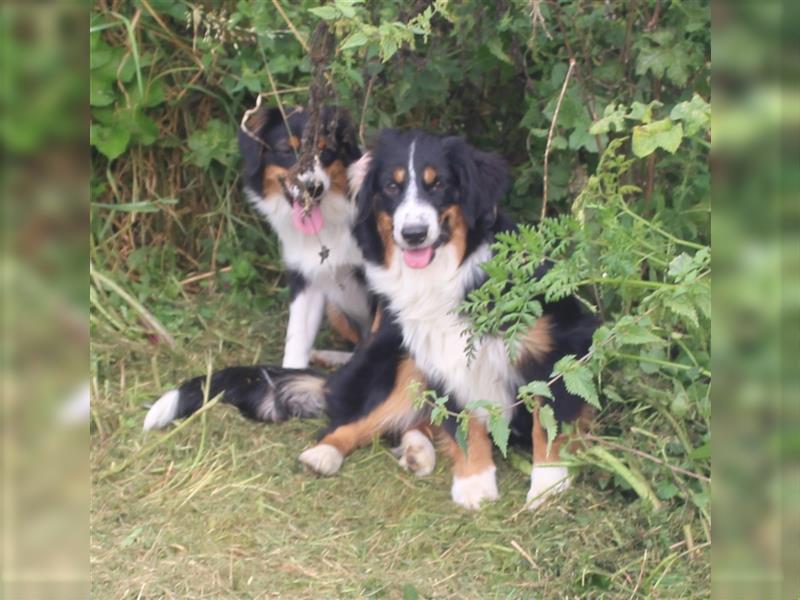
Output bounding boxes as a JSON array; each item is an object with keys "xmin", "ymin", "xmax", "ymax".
[
  {"xmin": 246, "ymin": 189, "xmax": 364, "ymax": 277},
  {"xmin": 246, "ymin": 188, "xmax": 370, "ymax": 328},
  {"xmin": 366, "ymin": 243, "xmax": 519, "ymax": 421}
]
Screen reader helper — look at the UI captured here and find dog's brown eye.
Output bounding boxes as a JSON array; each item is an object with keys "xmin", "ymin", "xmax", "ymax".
[{"xmin": 384, "ymin": 181, "xmax": 400, "ymax": 194}]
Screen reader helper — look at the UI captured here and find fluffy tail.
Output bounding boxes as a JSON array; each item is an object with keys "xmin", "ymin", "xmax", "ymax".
[{"xmin": 143, "ymin": 365, "xmax": 326, "ymax": 431}]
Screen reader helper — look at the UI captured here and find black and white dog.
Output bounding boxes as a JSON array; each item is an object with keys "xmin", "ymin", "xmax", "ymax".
[{"xmin": 145, "ymin": 129, "xmax": 597, "ymax": 511}]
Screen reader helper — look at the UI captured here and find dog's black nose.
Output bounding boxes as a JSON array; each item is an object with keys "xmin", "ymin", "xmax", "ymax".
[
  {"xmin": 401, "ymin": 224, "xmax": 429, "ymax": 246},
  {"xmin": 305, "ymin": 181, "xmax": 324, "ymax": 199}
]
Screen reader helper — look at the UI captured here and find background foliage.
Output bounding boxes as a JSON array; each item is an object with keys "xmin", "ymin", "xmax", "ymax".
[{"xmin": 91, "ymin": 0, "xmax": 710, "ymax": 595}]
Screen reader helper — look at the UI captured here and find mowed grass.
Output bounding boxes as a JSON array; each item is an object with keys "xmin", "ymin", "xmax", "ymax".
[{"xmin": 91, "ymin": 291, "xmax": 709, "ymax": 599}]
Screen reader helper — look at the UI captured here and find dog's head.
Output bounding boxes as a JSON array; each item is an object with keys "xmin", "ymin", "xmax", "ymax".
[
  {"xmin": 238, "ymin": 105, "xmax": 361, "ymax": 235},
  {"xmin": 352, "ymin": 129, "xmax": 508, "ymax": 269}
]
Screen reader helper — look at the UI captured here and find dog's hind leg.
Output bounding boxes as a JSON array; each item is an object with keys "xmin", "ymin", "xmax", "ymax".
[{"xmin": 298, "ymin": 359, "xmax": 422, "ymax": 475}]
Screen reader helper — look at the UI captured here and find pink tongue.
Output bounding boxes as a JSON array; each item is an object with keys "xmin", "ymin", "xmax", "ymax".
[
  {"xmin": 403, "ymin": 246, "xmax": 434, "ymax": 269},
  {"xmin": 291, "ymin": 203, "xmax": 324, "ymax": 235}
]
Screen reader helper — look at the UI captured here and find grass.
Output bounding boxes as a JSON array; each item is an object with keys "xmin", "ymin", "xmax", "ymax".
[{"xmin": 90, "ymin": 290, "xmax": 709, "ymax": 599}]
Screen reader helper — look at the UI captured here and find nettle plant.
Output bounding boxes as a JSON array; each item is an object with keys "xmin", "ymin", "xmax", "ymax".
[{"xmin": 418, "ymin": 96, "xmax": 710, "ymax": 512}]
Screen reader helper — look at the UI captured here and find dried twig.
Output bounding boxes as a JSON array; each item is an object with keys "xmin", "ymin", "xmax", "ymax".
[
  {"xmin": 358, "ymin": 74, "xmax": 375, "ymax": 149},
  {"xmin": 510, "ymin": 540, "xmax": 540, "ymax": 570},
  {"xmin": 629, "ymin": 548, "xmax": 648, "ymax": 599},
  {"xmin": 541, "ymin": 58, "xmax": 575, "ymax": 220},
  {"xmin": 529, "ymin": 0, "xmax": 552, "ymax": 44},
  {"xmin": 179, "ymin": 267, "xmax": 232, "ymax": 286},
  {"xmin": 270, "ymin": 0, "xmax": 309, "ymax": 52}
]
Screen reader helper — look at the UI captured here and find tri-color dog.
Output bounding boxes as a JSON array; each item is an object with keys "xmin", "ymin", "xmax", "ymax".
[{"xmin": 239, "ymin": 103, "xmax": 369, "ymax": 369}]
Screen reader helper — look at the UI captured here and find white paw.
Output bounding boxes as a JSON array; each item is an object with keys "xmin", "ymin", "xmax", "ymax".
[
  {"xmin": 310, "ymin": 349, "xmax": 354, "ymax": 368},
  {"xmin": 143, "ymin": 389, "xmax": 180, "ymax": 431},
  {"xmin": 451, "ymin": 467, "xmax": 499, "ymax": 510},
  {"xmin": 396, "ymin": 430, "xmax": 436, "ymax": 477},
  {"xmin": 526, "ymin": 465, "xmax": 570, "ymax": 510},
  {"xmin": 299, "ymin": 444, "xmax": 343, "ymax": 476}
]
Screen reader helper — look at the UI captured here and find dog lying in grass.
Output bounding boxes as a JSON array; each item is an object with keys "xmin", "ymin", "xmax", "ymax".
[{"xmin": 146, "ymin": 128, "xmax": 598, "ymax": 510}]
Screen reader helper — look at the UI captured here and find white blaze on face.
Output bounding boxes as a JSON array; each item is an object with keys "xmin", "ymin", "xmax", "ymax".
[
  {"xmin": 291, "ymin": 156, "xmax": 329, "ymax": 236},
  {"xmin": 296, "ymin": 156, "xmax": 331, "ymax": 194},
  {"xmin": 392, "ymin": 141, "xmax": 440, "ymax": 250}
]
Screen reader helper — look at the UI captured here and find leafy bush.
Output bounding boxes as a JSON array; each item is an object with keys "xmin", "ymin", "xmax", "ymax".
[{"xmin": 91, "ymin": 0, "xmax": 710, "ymax": 534}]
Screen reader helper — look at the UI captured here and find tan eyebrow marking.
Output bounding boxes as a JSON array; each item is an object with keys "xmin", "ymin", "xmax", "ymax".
[
  {"xmin": 423, "ymin": 166, "xmax": 437, "ymax": 185},
  {"xmin": 288, "ymin": 136, "xmax": 301, "ymax": 150},
  {"xmin": 393, "ymin": 167, "xmax": 406, "ymax": 184},
  {"xmin": 317, "ymin": 139, "xmax": 327, "ymax": 150}
]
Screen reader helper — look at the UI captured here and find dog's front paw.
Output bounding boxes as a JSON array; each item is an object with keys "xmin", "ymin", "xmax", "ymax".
[
  {"xmin": 396, "ymin": 429, "xmax": 436, "ymax": 477},
  {"xmin": 525, "ymin": 465, "xmax": 570, "ymax": 510},
  {"xmin": 451, "ymin": 467, "xmax": 499, "ymax": 510},
  {"xmin": 299, "ymin": 444, "xmax": 343, "ymax": 476}
]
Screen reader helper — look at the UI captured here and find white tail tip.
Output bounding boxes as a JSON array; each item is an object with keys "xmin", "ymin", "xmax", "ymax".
[{"xmin": 143, "ymin": 389, "xmax": 180, "ymax": 431}]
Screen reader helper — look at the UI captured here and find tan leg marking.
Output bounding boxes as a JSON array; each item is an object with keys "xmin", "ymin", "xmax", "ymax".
[
  {"xmin": 439, "ymin": 418, "xmax": 496, "ymax": 478},
  {"xmin": 319, "ymin": 359, "xmax": 422, "ymax": 457},
  {"xmin": 326, "ymin": 303, "xmax": 361, "ymax": 345}
]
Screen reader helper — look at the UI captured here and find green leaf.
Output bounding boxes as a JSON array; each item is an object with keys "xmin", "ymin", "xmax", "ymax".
[
  {"xmin": 690, "ymin": 443, "xmax": 710, "ymax": 461},
  {"xmin": 90, "ymin": 77, "xmax": 115, "ymax": 107},
  {"xmin": 508, "ymin": 450, "xmax": 532, "ymax": 475},
  {"xmin": 568, "ymin": 125, "xmax": 599, "ymax": 153},
  {"xmin": 455, "ymin": 419, "xmax": 469, "ymax": 454},
  {"xmin": 554, "ymin": 357, "xmax": 600, "ymax": 409},
  {"xmin": 656, "ymin": 481, "xmax": 679, "ymax": 500},
  {"xmin": 402, "ymin": 584, "xmax": 419, "ymax": 600},
  {"xmin": 632, "ymin": 119, "xmax": 683, "ymax": 157},
  {"xmin": 186, "ymin": 119, "xmax": 236, "ymax": 168},
  {"xmin": 538, "ymin": 404, "xmax": 558, "ymax": 456},
  {"xmin": 308, "ymin": 6, "xmax": 339, "ymax": 20},
  {"xmin": 615, "ymin": 318, "xmax": 663, "ymax": 346},
  {"xmin": 334, "ymin": 0, "xmax": 359, "ymax": 19},
  {"xmin": 670, "ymin": 94, "xmax": 710, "ymax": 136},
  {"xmin": 131, "ymin": 111, "xmax": 159, "ymax": 145},
  {"xmin": 485, "ymin": 38, "xmax": 513, "ymax": 64},
  {"xmin": 665, "ymin": 295, "xmax": 699, "ymax": 327},
  {"xmin": 668, "ymin": 252, "xmax": 694, "ymax": 280},
  {"xmin": 341, "ymin": 31, "xmax": 369, "ymax": 50},
  {"xmin": 589, "ymin": 447, "xmax": 662, "ymax": 511},
  {"xmin": 589, "ymin": 104, "xmax": 626, "ymax": 135},
  {"xmin": 518, "ymin": 380, "xmax": 553, "ymax": 401},
  {"xmin": 488, "ymin": 412, "xmax": 510, "ymax": 457},
  {"xmin": 91, "ymin": 123, "xmax": 130, "ymax": 160},
  {"xmin": 671, "ymin": 381, "xmax": 690, "ymax": 417}
]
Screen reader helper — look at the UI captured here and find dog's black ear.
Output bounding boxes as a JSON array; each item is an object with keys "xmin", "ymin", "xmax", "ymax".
[
  {"xmin": 237, "ymin": 106, "xmax": 284, "ymax": 181},
  {"xmin": 351, "ymin": 150, "xmax": 390, "ymax": 265},
  {"xmin": 333, "ymin": 109, "xmax": 362, "ymax": 164},
  {"xmin": 443, "ymin": 137, "xmax": 508, "ymax": 229}
]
